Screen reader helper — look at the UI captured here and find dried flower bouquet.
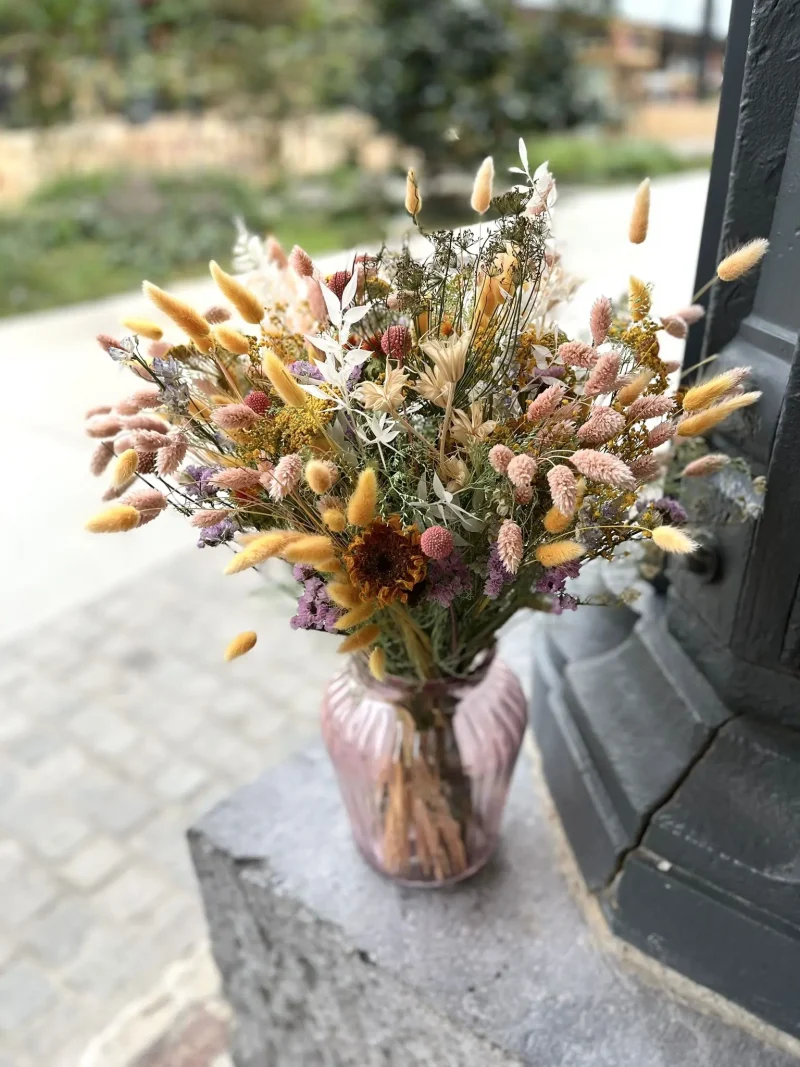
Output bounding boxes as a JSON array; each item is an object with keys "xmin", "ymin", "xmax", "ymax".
[{"xmin": 83, "ymin": 147, "xmax": 767, "ymax": 881}]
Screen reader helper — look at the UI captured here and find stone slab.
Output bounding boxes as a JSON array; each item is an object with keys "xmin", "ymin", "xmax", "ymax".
[{"xmin": 190, "ymin": 742, "xmax": 798, "ymax": 1067}]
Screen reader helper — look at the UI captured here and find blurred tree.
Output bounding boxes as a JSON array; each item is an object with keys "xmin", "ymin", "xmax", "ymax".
[{"xmin": 356, "ymin": 0, "xmax": 589, "ymax": 171}]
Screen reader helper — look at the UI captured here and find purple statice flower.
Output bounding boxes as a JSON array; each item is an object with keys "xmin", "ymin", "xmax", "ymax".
[
  {"xmin": 289, "ymin": 360, "xmax": 323, "ymax": 381},
  {"xmin": 183, "ymin": 465, "xmax": 220, "ymax": 502},
  {"xmin": 652, "ymin": 497, "xmax": 688, "ymax": 526},
  {"xmin": 551, "ymin": 594, "xmax": 578, "ymax": 615},
  {"xmin": 152, "ymin": 357, "xmax": 190, "ymax": 413},
  {"xmin": 291, "ymin": 574, "xmax": 341, "ymax": 633},
  {"xmin": 425, "ymin": 551, "xmax": 472, "ymax": 608},
  {"xmin": 535, "ymin": 560, "xmax": 582, "ymax": 595},
  {"xmin": 197, "ymin": 518, "xmax": 235, "ymax": 548},
  {"xmin": 484, "ymin": 542, "xmax": 514, "ymax": 599}
]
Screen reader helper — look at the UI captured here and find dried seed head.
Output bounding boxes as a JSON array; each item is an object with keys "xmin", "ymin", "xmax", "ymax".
[
  {"xmin": 111, "ymin": 449, "xmax": 139, "ymax": 489},
  {"xmin": 583, "ymin": 352, "xmax": 620, "ymax": 397},
  {"xmin": 647, "ymin": 421, "xmax": 677, "ymax": 448},
  {"xmin": 338, "ymin": 624, "xmax": 380, "ymax": 654},
  {"xmin": 497, "ymin": 520, "xmax": 523, "ymax": 575},
  {"xmin": 629, "ymin": 276, "xmax": 651, "ymax": 321},
  {"xmin": 347, "ymin": 469, "xmax": 378, "ymax": 528},
  {"xmin": 142, "ymin": 281, "xmax": 210, "ymax": 347},
  {"xmin": 577, "ymin": 406, "xmax": 625, "ymax": 446},
  {"xmin": 203, "ymin": 305, "xmax": 232, "ymax": 324},
  {"xmin": 676, "ymin": 391, "xmax": 761, "ymax": 436},
  {"xmin": 570, "ymin": 449, "xmax": 637, "ymax": 491},
  {"xmin": 547, "ymin": 466, "xmax": 578, "ymax": 517},
  {"xmin": 506, "ymin": 454, "xmax": 537, "ymax": 489},
  {"xmin": 558, "ymin": 340, "xmax": 597, "ymax": 368},
  {"xmin": 660, "ymin": 315, "xmax": 688, "ymax": 339},
  {"xmin": 488, "ymin": 444, "xmax": 514, "ymax": 474},
  {"xmin": 368, "ymin": 647, "xmax": 386, "ymax": 681}
]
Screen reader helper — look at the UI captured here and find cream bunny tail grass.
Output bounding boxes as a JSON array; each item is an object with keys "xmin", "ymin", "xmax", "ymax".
[
  {"xmin": 224, "ymin": 631, "xmax": 257, "ymax": 661},
  {"xmin": 651, "ymin": 526, "xmax": 698, "ymax": 554},
  {"xmin": 209, "ymin": 260, "xmax": 264, "ymax": 325}
]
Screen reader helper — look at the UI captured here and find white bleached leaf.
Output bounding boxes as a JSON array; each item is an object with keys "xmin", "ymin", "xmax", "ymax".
[
  {"xmin": 304, "ymin": 333, "xmax": 341, "ymax": 356},
  {"xmin": 453, "ymin": 509, "xmax": 484, "ymax": 532},
  {"xmin": 342, "ymin": 270, "xmax": 359, "ymax": 309},
  {"xmin": 519, "ymin": 138, "xmax": 529, "ymax": 174},
  {"xmin": 319, "ymin": 281, "xmax": 342, "ymax": 329},
  {"xmin": 508, "ymin": 166, "xmax": 527, "ymax": 176},
  {"xmin": 417, "ymin": 473, "xmax": 427, "ymax": 500},
  {"xmin": 343, "ymin": 305, "xmax": 370, "ymax": 329},
  {"xmin": 432, "ymin": 472, "xmax": 452, "ymax": 503}
]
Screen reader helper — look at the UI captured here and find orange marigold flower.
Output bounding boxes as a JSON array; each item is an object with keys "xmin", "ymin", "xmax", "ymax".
[{"xmin": 344, "ymin": 515, "xmax": 426, "ymax": 606}]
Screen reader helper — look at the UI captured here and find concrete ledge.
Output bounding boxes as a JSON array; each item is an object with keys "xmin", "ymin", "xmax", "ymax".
[{"xmin": 189, "ymin": 744, "xmax": 798, "ymax": 1067}]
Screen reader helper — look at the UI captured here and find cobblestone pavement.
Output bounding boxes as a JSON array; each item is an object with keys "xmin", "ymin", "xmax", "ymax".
[{"xmin": 0, "ymin": 548, "xmax": 340, "ymax": 1067}]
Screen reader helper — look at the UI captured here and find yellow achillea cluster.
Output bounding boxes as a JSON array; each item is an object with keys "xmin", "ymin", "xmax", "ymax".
[{"xmin": 237, "ymin": 395, "xmax": 334, "ymax": 460}]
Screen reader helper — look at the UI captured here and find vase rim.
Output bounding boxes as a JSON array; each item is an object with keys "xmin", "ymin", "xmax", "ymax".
[{"xmin": 350, "ymin": 643, "xmax": 497, "ymax": 697}]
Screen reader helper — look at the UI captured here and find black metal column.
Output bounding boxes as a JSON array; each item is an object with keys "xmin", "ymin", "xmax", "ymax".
[{"xmin": 531, "ymin": 0, "xmax": 800, "ymax": 1038}]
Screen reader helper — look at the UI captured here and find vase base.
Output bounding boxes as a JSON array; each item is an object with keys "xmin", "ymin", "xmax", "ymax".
[{"xmin": 353, "ymin": 837, "xmax": 497, "ymax": 889}]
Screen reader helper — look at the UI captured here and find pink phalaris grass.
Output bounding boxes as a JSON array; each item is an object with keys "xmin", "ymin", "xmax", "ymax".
[
  {"xmin": 515, "ymin": 485, "xmax": 534, "ymax": 504},
  {"xmin": 583, "ymin": 353, "xmax": 620, "ymax": 397},
  {"xmin": 148, "ymin": 341, "xmax": 171, "ymax": 360},
  {"xmin": 130, "ymin": 429, "xmax": 170, "ymax": 451},
  {"xmin": 557, "ymin": 340, "xmax": 597, "ymax": 368},
  {"xmin": 113, "ymin": 433, "xmax": 135, "ymax": 455},
  {"xmin": 121, "ymin": 413, "xmax": 170, "ymax": 433},
  {"xmin": 96, "ymin": 334, "xmax": 122, "ymax": 353},
  {"xmin": 628, "ymin": 453, "xmax": 661, "ymax": 483},
  {"xmin": 89, "ymin": 441, "xmax": 114, "ymax": 476},
  {"xmin": 204, "ymin": 305, "xmax": 232, "ymax": 324},
  {"xmin": 156, "ymin": 432, "xmax": 188, "ymax": 476},
  {"xmin": 576, "ymin": 407, "xmax": 625, "ymax": 445},
  {"xmin": 497, "ymin": 520, "xmax": 523, "ymax": 575},
  {"xmin": 117, "ymin": 387, "xmax": 161, "ymax": 415},
  {"xmin": 648, "ymin": 421, "xmax": 677, "ymax": 448},
  {"xmin": 211, "ymin": 404, "xmax": 259, "ymax": 432},
  {"xmin": 289, "ymin": 245, "xmax": 315, "ymax": 278},
  {"xmin": 626, "ymin": 394, "xmax": 675, "ymax": 422},
  {"xmin": 305, "ymin": 277, "xmax": 328, "ymax": 323},
  {"xmin": 266, "ymin": 236, "xmax": 289, "ymax": 268},
  {"xmin": 506, "ymin": 454, "xmax": 537, "ymax": 489},
  {"xmin": 420, "ymin": 526, "xmax": 454, "ymax": 560},
  {"xmin": 547, "ymin": 465, "xmax": 579, "ymax": 516},
  {"xmin": 268, "ymin": 453, "xmax": 303, "ymax": 501},
  {"xmin": 85, "ymin": 404, "xmax": 112, "ymax": 419},
  {"xmin": 211, "ymin": 468, "xmax": 261, "ymax": 491},
  {"xmin": 86, "ymin": 414, "xmax": 123, "ymax": 439},
  {"xmin": 570, "ymin": 449, "xmax": 637, "ymax": 491},
  {"xmin": 674, "ymin": 304, "xmax": 705, "ymax": 326},
  {"xmin": 589, "ymin": 296, "xmax": 613, "ymax": 346},
  {"xmin": 191, "ymin": 508, "xmax": 234, "ymax": 528},
  {"xmin": 661, "ymin": 360, "xmax": 682, "ymax": 374},
  {"xmin": 120, "ymin": 487, "xmax": 167, "ymax": 526},
  {"xmin": 681, "ymin": 453, "xmax": 732, "ymax": 477},
  {"xmin": 527, "ymin": 383, "xmax": 566, "ymax": 421},
  {"xmin": 661, "ymin": 315, "xmax": 688, "ymax": 340},
  {"xmin": 101, "ymin": 484, "xmax": 127, "ymax": 501},
  {"xmin": 488, "ymin": 444, "xmax": 514, "ymax": 474}
]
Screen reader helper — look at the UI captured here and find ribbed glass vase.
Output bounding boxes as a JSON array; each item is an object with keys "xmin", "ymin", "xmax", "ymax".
[{"xmin": 321, "ymin": 651, "xmax": 527, "ymax": 887}]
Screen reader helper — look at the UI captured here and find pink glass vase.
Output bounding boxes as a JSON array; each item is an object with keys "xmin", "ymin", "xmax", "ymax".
[{"xmin": 320, "ymin": 651, "xmax": 527, "ymax": 887}]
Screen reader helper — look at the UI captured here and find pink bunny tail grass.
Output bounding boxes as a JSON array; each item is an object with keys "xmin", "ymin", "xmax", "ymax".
[
  {"xmin": 289, "ymin": 245, "xmax": 315, "ymax": 278},
  {"xmin": 191, "ymin": 508, "xmax": 234, "ymax": 528},
  {"xmin": 148, "ymin": 341, "xmax": 171, "ymax": 360},
  {"xmin": 96, "ymin": 334, "xmax": 123, "ymax": 353},
  {"xmin": 204, "ymin": 304, "xmax": 232, "ymax": 325},
  {"xmin": 557, "ymin": 340, "xmax": 597, "ymax": 369},
  {"xmin": 211, "ymin": 468, "xmax": 262, "ymax": 491},
  {"xmin": 86, "ymin": 415, "xmax": 123, "ymax": 439},
  {"xmin": 89, "ymin": 441, "xmax": 114, "ymax": 476},
  {"xmin": 266, "ymin": 236, "xmax": 289, "ymax": 269},
  {"xmin": 648, "ymin": 421, "xmax": 677, "ymax": 448},
  {"xmin": 570, "ymin": 449, "xmax": 637, "ymax": 491},
  {"xmin": 628, "ymin": 453, "xmax": 661, "ymax": 483},
  {"xmin": 661, "ymin": 360, "xmax": 682, "ymax": 375},
  {"xmin": 674, "ymin": 304, "xmax": 705, "ymax": 326},
  {"xmin": 497, "ymin": 520, "xmax": 523, "ymax": 575},
  {"xmin": 576, "ymin": 407, "xmax": 626, "ymax": 446},
  {"xmin": 156, "ymin": 433, "xmax": 188, "ymax": 476},
  {"xmin": 527, "ymin": 383, "xmax": 566, "ymax": 422},
  {"xmin": 119, "ymin": 487, "xmax": 168, "ymax": 525},
  {"xmin": 113, "ymin": 433, "xmax": 135, "ymax": 455},
  {"xmin": 121, "ymin": 413, "xmax": 170, "ymax": 433},
  {"xmin": 681, "ymin": 453, "xmax": 731, "ymax": 477},
  {"xmin": 268, "ymin": 453, "xmax": 303, "ymax": 501},
  {"xmin": 85, "ymin": 404, "xmax": 112, "ymax": 419},
  {"xmin": 211, "ymin": 404, "xmax": 259, "ymax": 432},
  {"xmin": 488, "ymin": 444, "xmax": 514, "ymax": 474},
  {"xmin": 102, "ymin": 484, "xmax": 127, "ymax": 501},
  {"xmin": 130, "ymin": 362, "xmax": 155, "ymax": 382},
  {"xmin": 506, "ymin": 454, "xmax": 538, "ymax": 489},
  {"xmin": 583, "ymin": 353, "xmax": 620, "ymax": 397},
  {"xmin": 589, "ymin": 296, "xmax": 613, "ymax": 346},
  {"xmin": 305, "ymin": 277, "xmax": 328, "ymax": 323},
  {"xmin": 547, "ymin": 465, "xmax": 579, "ymax": 516},
  {"xmin": 130, "ymin": 429, "xmax": 170, "ymax": 451},
  {"xmin": 626, "ymin": 394, "xmax": 675, "ymax": 422},
  {"xmin": 661, "ymin": 315, "xmax": 688, "ymax": 340}
]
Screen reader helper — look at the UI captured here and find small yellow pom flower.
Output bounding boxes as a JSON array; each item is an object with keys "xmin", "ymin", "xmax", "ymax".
[
  {"xmin": 262, "ymin": 350, "xmax": 307, "ymax": 408},
  {"xmin": 121, "ymin": 318, "xmax": 163, "ymax": 341},
  {"xmin": 405, "ymin": 169, "xmax": 422, "ymax": 217},
  {"xmin": 536, "ymin": 541, "xmax": 585, "ymax": 568},
  {"xmin": 224, "ymin": 631, "xmax": 257, "ymax": 662},
  {"xmin": 111, "ymin": 449, "xmax": 138, "ymax": 489},
  {"xmin": 85, "ymin": 504, "xmax": 141, "ymax": 533},
  {"xmin": 651, "ymin": 526, "xmax": 698, "ymax": 555},
  {"xmin": 346, "ymin": 469, "xmax": 377, "ymax": 528},
  {"xmin": 209, "ymin": 260, "xmax": 264, "ymax": 324},
  {"xmin": 368, "ymin": 647, "xmax": 386, "ymax": 682},
  {"xmin": 213, "ymin": 324, "xmax": 251, "ymax": 356},
  {"xmin": 338, "ymin": 624, "xmax": 380, "ymax": 654}
]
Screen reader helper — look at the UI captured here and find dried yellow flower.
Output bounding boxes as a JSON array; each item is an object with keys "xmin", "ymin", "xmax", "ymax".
[
  {"xmin": 347, "ymin": 469, "xmax": 378, "ymax": 528},
  {"xmin": 305, "ymin": 460, "xmax": 334, "ymax": 494},
  {"xmin": 536, "ymin": 541, "xmax": 585, "ymax": 568},
  {"xmin": 209, "ymin": 260, "xmax": 264, "ymax": 325},
  {"xmin": 322, "ymin": 508, "xmax": 347, "ymax": 533},
  {"xmin": 121, "ymin": 318, "xmax": 163, "ymax": 341},
  {"xmin": 628, "ymin": 178, "xmax": 650, "ymax": 244},
  {"xmin": 85, "ymin": 504, "xmax": 141, "ymax": 533},
  {"xmin": 616, "ymin": 371, "xmax": 653, "ymax": 406},
  {"xmin": 543, "ymin": 506, "xmax": 572, "ymax": 535},
  {"xmin": 224, "ymin": 631, "xmax": 257, "ymax": 661},
  {"xmin": 326, "ymin": 582, "xmax": 361, "ymax": 609}
]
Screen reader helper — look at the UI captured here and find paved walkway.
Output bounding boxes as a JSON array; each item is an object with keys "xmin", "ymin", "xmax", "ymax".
[{"xmin": 0, "ymin": 172, "xmax": 709, "ymax": 1065}]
